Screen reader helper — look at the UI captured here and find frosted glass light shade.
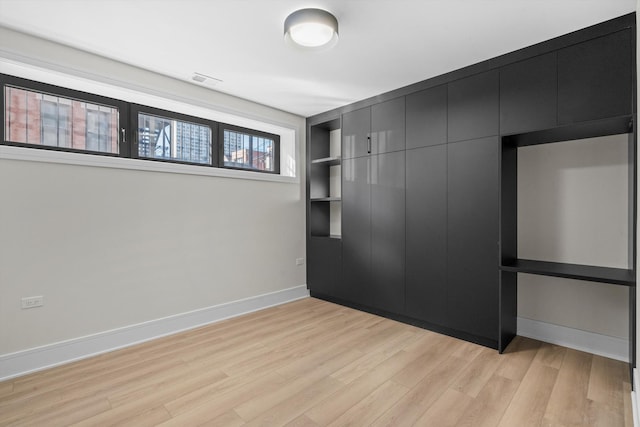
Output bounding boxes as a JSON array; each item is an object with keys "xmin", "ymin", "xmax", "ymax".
[{"xmin": 284, "ymin": 8, "xmax": 338, "ymax": 48}]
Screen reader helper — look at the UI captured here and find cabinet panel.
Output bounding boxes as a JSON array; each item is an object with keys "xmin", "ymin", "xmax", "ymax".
[
  {"xmin": 558, "ymin": 30, "xmax": 632, "ymax": 124},
  {"xmin": 342, "ymin": 107, "xmax": 371, "ymax": 159},
  {"xmin": 406, "ymin": 85, "xmax": 447, "ymax": 149},
  {"xmin": 308, "ymin": 237, "xmax": 341, "ymax": 297},
  {"xmin": 405, "ymin": 145, "xmax": 447, "ymax": 325},
  {"xmin": 500, "ymin": 53, "xmax": 557, "ymax": 134},
  {"xmin": 371, "ymin": 151, "xmax": 406, "ymax": 313},
  {"xmin": 371, "ymin": 97, "xmax": 406, "ymax": 154},
  {"xmin": 448, "ymin": 70, "xmax": 499, "ymax": 142},
  {"xmin": 447, "ymin": 136, "xmax": 499, "ymax": 341},
  {"xmin": 342, "ymin": 156, "xmax": 372, "ymax": 305}
]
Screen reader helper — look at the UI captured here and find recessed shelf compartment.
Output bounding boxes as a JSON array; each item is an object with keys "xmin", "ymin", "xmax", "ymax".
[
  {"xmin": 309, "ymin": 117, "xmax": 342, "ymax": 239},
  {"xmin": 500, "ymin": 259, "xmax": 635, "ymax": 287}
]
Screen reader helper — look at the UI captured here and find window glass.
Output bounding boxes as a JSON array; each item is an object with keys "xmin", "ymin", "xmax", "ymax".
[
  {"xmin": 4, "ymin": 86, "xmax": 119, "ymax": 154},
  {"xmin": 138, "ymin": 112, "xmax": 212, "ymax": 165},
  {"xmin": 223, "ymin": 129, "xmax": 275, "ymax": 172}
]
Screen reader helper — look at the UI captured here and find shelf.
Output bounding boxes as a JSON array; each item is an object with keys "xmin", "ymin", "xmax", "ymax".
[
  {"xmin": 311, "ymin": 156, "xmax": 341, "ymax": 166},
  {"xmin": 311, "ymin": 234, "xmax": 342, "ymax": 240},
  {"xmin": 500, "ymin": 259, "xmax": 635, "ymax": 287},
  {"xmin": 310, "ymin": 197, "xmax": 341, "ymax": 202}
]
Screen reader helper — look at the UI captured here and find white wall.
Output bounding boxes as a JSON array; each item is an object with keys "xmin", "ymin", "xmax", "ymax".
[
  {"xmin": 518, "ymin": 135, "xmax": 630, "ymax": 340},
  {"xmin": 0, "ymin": 27, "xmax": 307, "ymax": 356}
]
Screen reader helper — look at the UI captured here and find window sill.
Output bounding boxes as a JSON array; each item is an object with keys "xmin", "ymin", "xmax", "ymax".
[{"xmin": 0, "ymin": 145, "xmax": 299, "ymax": 184}]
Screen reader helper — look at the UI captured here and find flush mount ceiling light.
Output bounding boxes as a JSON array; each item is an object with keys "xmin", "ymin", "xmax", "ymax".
[{"xmin": 284, "ymin": 8, "xmax": 339, "ymax": 49}]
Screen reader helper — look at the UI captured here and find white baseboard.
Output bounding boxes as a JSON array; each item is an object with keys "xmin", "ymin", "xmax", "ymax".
[
  {"xmin": 632, "ymin": 369, "xmax": 639, "ymax": 427},
  {"xmin": 517, "ymin": 317, "xmax": 629, "ymax": 362},
  {"xmin": 0, "ymin": 285, "xmax": 309, "ymax": 381}
]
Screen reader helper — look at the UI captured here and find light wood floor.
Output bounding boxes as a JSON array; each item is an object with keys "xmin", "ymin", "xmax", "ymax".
[{"xmin": 0, "ymin": 297, "xmax": 633, "ymax": 426}]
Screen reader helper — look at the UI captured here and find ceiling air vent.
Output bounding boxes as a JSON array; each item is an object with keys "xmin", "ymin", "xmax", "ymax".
[{"xmin": 191, "ymin": 72, "xmax": 223, "ymax": 87}]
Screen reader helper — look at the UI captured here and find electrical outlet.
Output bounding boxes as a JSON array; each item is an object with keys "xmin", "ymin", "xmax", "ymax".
[
  {"xmin": 296, "ymin": 258, "xmax": 305, "ymax": 265},
  {"xmin": 21, "ymin": 296, "xmax": 44, "ymax": 309}
]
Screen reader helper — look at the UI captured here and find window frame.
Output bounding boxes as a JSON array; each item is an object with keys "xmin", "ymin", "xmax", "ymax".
[
  {"xmin": 2, "ymin": 73, "xmax": 287, "ymax": 177},
  {"xmin": 1, "ymin": 74, "xmax": 129, "ymax": 157},
  {"xmin": 130, "ymin": 104, "xmax": 218, "ymax": 168},
  {"xmin": 219, "ymin": 123, "xmax": 280, "ymax": 174}
]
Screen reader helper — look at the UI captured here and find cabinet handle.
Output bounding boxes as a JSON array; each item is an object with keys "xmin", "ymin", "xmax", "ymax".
[{"xmin": 367, "ymin": 136, "xmax": 371, "ymax": 154}]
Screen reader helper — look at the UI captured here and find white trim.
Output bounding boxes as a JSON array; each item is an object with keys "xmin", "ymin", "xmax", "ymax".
[
  {"xmin": 633, "ymin": 369, "xmax": 640, "ymax": 427},
  {"xmin": 0, "ymin": 145, "xmax": 298, "ymax": 183},
  {"xmin": 517, "ymin": 317, "xmax": 629, "ymax": 362},
  {"xmin": 0, "ymin": 285, "xmax": 310, "ymax": 381}
]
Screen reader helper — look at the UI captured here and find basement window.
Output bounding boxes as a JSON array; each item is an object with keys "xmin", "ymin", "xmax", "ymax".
[
  {"xmin": 4, "ymin": 83, "xmax": 123, "ymax": 155},
  {"xmin": 220, "ymin": 124, "xmax": 280, "ymax": 174},
  {"xmin": 1, "ymin": 73, "xmax": 290, "ymax": 181}
]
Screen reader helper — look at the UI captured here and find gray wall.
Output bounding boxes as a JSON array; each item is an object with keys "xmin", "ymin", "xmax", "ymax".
[{"xmin": 0, "ymin": 27, "xmax": 307, "ymax": 355}]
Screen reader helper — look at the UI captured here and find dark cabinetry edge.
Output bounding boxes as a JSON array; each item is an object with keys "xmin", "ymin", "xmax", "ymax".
[
  {"xmin": 307, "ymin": 13, "xmax": 635, "ymax": 123},
  {"xmin": 307, "ymin": 114, "xmax": 341, "ymax": 129},
  {"xmin": 502, "ymin": 115, "xmax": 633, "ymax": 147},
  {"xmin": 310, "ymin": 234, "xmax": 341, "ymax": 240},
  {"xmin": 500, "ymin": 259, "xmax": 635, "ymax": 287},
  {"xmin": 310, "ymin": 197, "xmax": 341, "ymax": 202}
]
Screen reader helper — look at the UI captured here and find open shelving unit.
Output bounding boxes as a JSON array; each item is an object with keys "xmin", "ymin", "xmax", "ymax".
[
  {"xmin": 309, "ymin": 117, "xmax": 342, "ymax": 239},
  {"xmin": 499, "ymin": 115, "xmax": 636, "ymax": 360}
]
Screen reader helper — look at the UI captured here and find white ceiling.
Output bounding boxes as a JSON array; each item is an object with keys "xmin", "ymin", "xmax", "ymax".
[{"xmin": 0, "ymin": 0, "xmax": 636, "ymax": 117}]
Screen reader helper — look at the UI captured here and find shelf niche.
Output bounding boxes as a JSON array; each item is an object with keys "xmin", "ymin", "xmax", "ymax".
[
  {"xmin": 309, "ymin": 118, "xmax": 342, "ymax": 238},
  {"xmin": 501, "ymin": 116, "xmax": 635, "ymax": 286}
]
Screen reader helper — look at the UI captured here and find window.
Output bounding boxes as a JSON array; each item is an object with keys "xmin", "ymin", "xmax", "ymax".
[
  {"xmin": 133, "ymin": 105, "xmax": 216, "ymax": 166},
  {"xmin": 86, "ymin": 107, "xmax": 115, "ymax": 153},
  {"xmin": 3, "ymin": 78, "xmax": 124, "ymax": 155},
  {"xmin": 2, "ymin": 74, "xmax": 284, "ymax": 177},
  {"xmin": 221, "ymin": 124, "xmax": 280, "ymax": 173}
]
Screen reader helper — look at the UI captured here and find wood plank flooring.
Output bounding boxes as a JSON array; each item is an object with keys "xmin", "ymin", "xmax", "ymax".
[{"xmin": 0, "ymin": 297, "xmax": 632, "ymax": 426}]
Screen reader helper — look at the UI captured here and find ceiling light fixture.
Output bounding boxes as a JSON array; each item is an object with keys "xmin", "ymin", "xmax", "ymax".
[{"xmin": 284, "ymin": 8, "xmax": 338, "ymax": 49}]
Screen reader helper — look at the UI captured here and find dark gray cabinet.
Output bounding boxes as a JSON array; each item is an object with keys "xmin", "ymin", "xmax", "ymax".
[
  {"xmin": 308, "ymin": 237, "xmax": 342, "ymax": 298},
  {"xmin": 446, "ymin": 136, "xmax": 499, "ymax": 342},
  {"xmin": 558, "ymin": 29, "xmax": 632, "ymax": 124},
  {"xmin": 342, "ymin": 107, "xmax": 371, "ymax": 159},
  {"xmin": 406, "ymin": 85, "xmax": 447, "ymax": 149},
  {"xmin": 371, "ymin": 151, "xmax": 405, "ymax": 313},
  {"xmin": 308, "ymin": 14, "xmax": 634, "ymax": 355},
  {"xmin": 342, "ymin": 156, "xmax": 371, "ymax": 305},
  {"xmin": 448, "ymin": 70, "xmax": 499, "ymax": 142},
  {"xmin": 341, "ymin": 97, "xmax": 406, "ymax": 312},
  {"xmin": 405, "ymin": 144, "xmax": 447, "ymax": 325},
  {"xmin": 371, "ymin": 97, "xmax": 406, "ymax": 154},
  {"xmin": 500, "ymin": 53, "xmax": 557, "ymax": 135}
]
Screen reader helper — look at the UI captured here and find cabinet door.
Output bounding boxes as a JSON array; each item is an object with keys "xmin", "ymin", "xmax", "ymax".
[
  {"xmin": 308, "ymin": 237, "xmax": 341, "ymax": 297},
  {"xmin": 500, "ymin": 52, "xmax": 557, "ymax": 134},
  {"xmin": 371, "ymin": 97, "xmax": 406, "ymax": 154},
  {"xmin": 342, "ymin": 107, "xmax": 371, "ymax": 159},
  {"xmin": 448, "ymin": 70, "xmax": 499, "ymax": 142},
  {"xmin": 342, "ymin": 156, "xmax": 372, "ymax": 305},
  {"xmin": 447, "ymin": 137, "xmax": 499, "ymax": 342},
  {"xmin": 370, "ymin": 151, "xmax": 405, "ymax": 313},
  {"xmin": 406, "ymin": 85, "xmax": 447, "ymax": 149},
  {"xmin": 558, "ymin": 30, "xmax": 632, "ymax": 124},
  {"xmin": 405, "ymin": 144, "xmax": 447, "ymax": 325}
]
